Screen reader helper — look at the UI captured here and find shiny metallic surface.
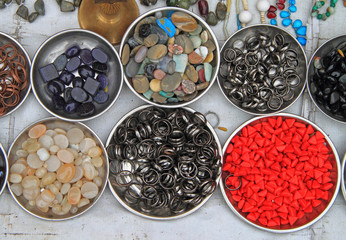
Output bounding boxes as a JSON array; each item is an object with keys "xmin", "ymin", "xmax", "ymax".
[
  {"xmin": 307, "ymin": 35, "xmax": 346, "ymax": 124},
  {"xmin": 7, "ymin": 117, "xmax": 109, "ymax": 220},
  {"xmin": 220, "ymin": 113, "xmax": 341, "ymax": 233},
  {"xmin": 106, "ymin": 105, "xmax": 222, "ymax": 220},
  {"xmin": 0, "ymin": 143, "xmax": 9, "ymax": 197},
  {"xmin": 0, "ymin": 31, "xmax": 31, "ymax": 119},
  {"xmin": 341, "ymin": 153, "xmax": 346, "ymax": 202},
  {"xmin": 119, "ymin": 7, "xmax": 220, "ymax": 108},
  {"xmin": 30, "ymin": 29, "xmax": 123, "ymax": 122},
  {"xmin": 218, "ymin": 25, "xmax": 307, "ymax": 115}
]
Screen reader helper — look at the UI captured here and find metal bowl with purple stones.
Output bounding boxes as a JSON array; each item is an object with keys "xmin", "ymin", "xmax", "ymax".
[
  {"xmin": 120, "ymin": 7, "xmax": 220, "ymax": 108},
  {"xmin": 0, "ymin": 143, "xmax": 9, "ymax": 197},
  {"xmin": 30, "ymin": 29, "xmax": 123, "ymax": 121},
  {"xmin": 307, "ymin": 35, "xmax": 346, "ymax": 123}
]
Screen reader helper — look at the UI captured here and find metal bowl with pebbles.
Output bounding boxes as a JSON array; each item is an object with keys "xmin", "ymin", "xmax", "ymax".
[
  {"xmin": 7, "ymin": 118, "xmax": 109, "ymax": 220},
  {"xmin": 106, "ymin": 105, "xmax": 222, "ymax": 219},
  {"xmin": 220, "ymin": 114, "xmax": 340, "ymax": 232},
  {"xmin": 0, "ymin": 143, "xmax": 9, "ymax": 197},
  {"xmin": 307, "ymin": 35, "xmax": 346, "ymax": 123},
  {"xmin": 31, "ymin": 29, "xmax": 123, "ymax": 121},
  {"xmin": 120, "ymin": 7, "xmax": 220, "ymax": 107},
  {"xmin": 218, "ymin": 25, "xmax": 307, "ymax": 115},
  {"xmin": 0, "ymin": 31, "xmax": 31, "ymax": 119}
]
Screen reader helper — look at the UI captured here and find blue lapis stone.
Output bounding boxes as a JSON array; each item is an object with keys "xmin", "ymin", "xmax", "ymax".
[
  {"xmin": 288, "ymin": 5, "xmax": 297, "ymax": 12},
  {"xmin": 282, "ymin": 18, "xmax": 292, "ymax": 27},
  {"xmin": 292, "ymin": 19, "xmax": 303, "ymax": 29},
  {"xmin": 270, "ymin": 19, "xmax": 277, "ymax": 25},
  {"xmin": 296, "ymin": 26, "xmax": 307, "ymax": 36},
  {"xmin": 289, "ymin": 0, "xmax": 296, "ymax": 4},
  {"xmin": 280, "ymin": 11, "xmax": 291, "ymax": 18},
  {"xmin": 157, "ymin": 18, "xmax": 176, "ymax": 38},
  {"xmin": 297, "ymin": 37, "xmax": 306, "ymax": 46}
]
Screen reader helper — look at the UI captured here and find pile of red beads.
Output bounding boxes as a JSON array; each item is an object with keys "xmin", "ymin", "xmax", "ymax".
[{"xmin": 222, "ymin": 115, "xmax": 339, "ymax": 230}]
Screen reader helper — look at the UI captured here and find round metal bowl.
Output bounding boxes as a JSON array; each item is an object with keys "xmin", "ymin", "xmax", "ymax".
[
  {"xmin": 31, "ymin": 29, "xmax": 123, "ymax": 122},
  {"xmin": 218, "ymin": 25, "xmax": 307, "ymax": 115},
  {"xmin": 7, "ymin": 117, "xmax": 109, "ymax": 220},
  {"xmin": 341, "ymin": 153, "xmax": 346, "ymax": 202},
  {"xmin": 105, "ymin": 105, "xmax": 222, "ymax": 220},
  {"xmin": 0, "ymin": 143, "xmax": 9, "ymax": 197},
  {"xmin": 0, "ymin": 31, "xmax": 31, "ymax": 119},
  {"xmin": 119, "ymin": 7, "xmax": 220, "ymax": 108},
  {"xmin": 307, "ymin": 35, "xmax": 346, "ymax": 123},
  {"xmin": 220, "ymin": 113, "xmax": 340, "ymax": 233}
]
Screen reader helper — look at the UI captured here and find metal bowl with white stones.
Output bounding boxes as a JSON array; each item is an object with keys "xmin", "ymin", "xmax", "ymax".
[{"xmin": 7, "ymin": 117, "xmax": 109, "ymax": 220}]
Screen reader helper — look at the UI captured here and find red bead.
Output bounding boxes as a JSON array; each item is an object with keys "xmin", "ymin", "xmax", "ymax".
[
  {"xmin": 277, "ymin": 2, "xmax": 285, "ymax": 10},
  {"xmin": 279, "ymin": 0, "xmax": 286, "ymax": 3},
  {"xmin": 198, "ymin": 0, "xmax": 209, "ymax": 17},
  {"xmin": 267, "ymin": 12, "xmax": 277, "ymax": 19},
  {"xmin": 268, "ymin": 5, "xmax": 277, "ymax": 12}
]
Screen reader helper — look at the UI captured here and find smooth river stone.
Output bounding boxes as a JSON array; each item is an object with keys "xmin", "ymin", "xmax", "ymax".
[
  {"xmin": 175, "ymin": 35, "xmax": 194, "ymax": 54},
  {"xmin": 121, "ymin": 44, "xmax": 130, "ymax": 65},
  {"xmin": 134, "ymin": 46, "xmax": 148, "ymax": 63},
  {"xmin": 126, "ymin": 58, "xmax": 141, "ymax": 78},
  {"xmin": 150, "ymin": 79, "xmax": 162, "ymax": 92},
  {"xmin": 190, "ymin": 36, "xmax": 202, "ymax": 49},
  {"xmin": 147, "ymin": 44, "xmax": 167, "ymax": 60},
  {"xmin": 138, "ymin": 58, "xmax": 151, "ymax": 75},
  {"xmin": 152, "ymin": 92, "xmax": 167, "ymax": 103},
  {"xmin": 167, "ymin": 60, "xmax": 176, "ymax": 75},
  {"xmin": 203, "ymin": 40, "xmax": 216, "ymax": 53},
  {"xmin": 196, "ymin": 81, "xmax": 209, "ymax": 90},
  {"xmin": 188, "ymin": 51, "xmax": 204, "ymax": 64},
  {"xmin": 151, "ymin": 25, "xmax": 169, "ymax": 44},
  {"xmin": 144, "ymin": 34, "xmax": 159, "ymax": 48},
  {"xmin": 133, "ymin": 75, "xmax": 149, "ymax": 93},
  {"xmin": 190, "ymin": 25, "xmax": 203, "ymax": 36},
  {"xmin": 171, "ymin": 12, "xmax": 198, "ymax": 32},
  {"xmin": 153, "ymin": 69, "xmax": 166, "ymax": 80},
  {"xmin": 204, "ymin": 63, "xmax": 213, "ymax": 82},
  {"xmin": 185, "ymin": 65, "xmax": 198, "ymax": 83},
  {"xmin": 173, "ymin": 54, "xmax": 188, "ymax": 73},
  {"xmin": 157, "ymin": 56, "xmax": 172, "ymax": 72},
  {"xmin": 161, "ymin": 73, "xmax": 182, "ymax": 92}
]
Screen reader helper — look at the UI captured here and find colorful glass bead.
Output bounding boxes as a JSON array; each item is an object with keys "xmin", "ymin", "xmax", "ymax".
[
  {"xmin": 282, "ymin": 18, "xmax": 292, "ymax": 26},
  {"xmin": 267, "ymin": 12, "xmax": 276, "ymax": 19},
  {"xmin": 268, "ymin": 5, "xmax": 277, "ymax": 12},
  {"xmin": 280, "ymin": 10, "xmax": 290, "ymax": 18},
  {"xmin": 297, "ymin": 37, "xmax": 306, "ymax": 46},
  {"xmin": 327, "ymin": 7, "xmax": 335, "ymax": 14},
  {"xmin": 288, "ymin": 5, "xmax": 297, "ymax": 12},
  {"xmin": 289, "ymin": 0, "xmax": 295, "ymax": 4},
  {"xmin": 279, "ymin": 0, "xmax": 286, "ymax": 3},
  {"xmin": 296, "ymin": 26, "xmax": 307, "ymax": 36},
  {"xmin": 292, "ymin": 19, "xmax": 302, "ymax": 29},
  {"xmin": 198, "ymin": 0, "xmax": 209, "ymax": 17},
  {"xmin": 277, "ymin": 3, "xmax": 285, "ymax": 10},
  {"xmin": 270, "ymin": 19, "xmax": 277, "ymax": 25}
]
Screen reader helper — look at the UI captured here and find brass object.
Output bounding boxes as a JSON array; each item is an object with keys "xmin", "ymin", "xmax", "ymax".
[{"xmin": 78, "ymin": 0, "xmax": 139, "ymax": 45}]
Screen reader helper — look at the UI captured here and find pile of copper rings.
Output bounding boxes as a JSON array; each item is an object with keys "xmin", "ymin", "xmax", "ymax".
[
  {"xmin": 107, "ymin": 106, "xmax": 222, "ymax": 218},
  {"xmin": 0, "ymin": 43, "xmax": 29, "ymax": 116},
  {"xmin": 219, "ymin": 33, "xmax": 302, "ymax": 112}
]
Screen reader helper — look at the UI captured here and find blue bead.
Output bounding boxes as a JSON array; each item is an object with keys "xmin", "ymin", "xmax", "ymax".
[
  {"xmin": 296, "ymin": 26, "xmax": 307, "ymax": 36},
  {"xmin": 157, "ymin": 18, "xmax": 176, "ymax": 38},
  {"xmin": 280, "ymin": 11, "xmax": 291, "ymax": 18},
  {"xmin": 288, "ymin": 5, "xmax": 297, "ymax": 12},
  {"xmin": 292, "ymin": 19, "xmax": 303, "ymax": 29},
  {"xmin": 297, "ymin": 37, "xmax": 306, "ymax": 46},
  {"xmin": 282, "ymin": 18, "xmax": 292, "ymax": 27},
  {"xmin": 270, "ymin": 19, "xmax": 277, "ymax": 25},
  {"xmin": 289, "ymin": 0, "xmax": 296, "ymax": 4}
]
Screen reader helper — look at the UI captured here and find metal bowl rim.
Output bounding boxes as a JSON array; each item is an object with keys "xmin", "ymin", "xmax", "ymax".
[
  {"xmin": 119, "ymin": 7, "xmax": 220, "ymax": 108},
  {"xmin": 0, "ymin": 31, "xmax": 32, "ymax": 119},
  {"xmin": 217, "ymin": 24, "xmax": 308, "ymax": 116},
  {"xmin": 219, "ymin": 112, "xmax": 341, "ymax": 233},
  {"xmin": 0, "ymin": 143, "xmax": 9, "ymax": 197},
  {"xmin": 306, "ymin": 34, "xmax": 346, "ymax": 124},
  {"xmin": 105, "ymin": 104, "xmax": 223, "ymax": 220},
  {"xmin": 30, "ymin": 28, "xmax": 124, "ymax": 122},
  {"xmin": 341, "ymin": 153, "xmax": 346, "ymax": 202},
  {"xmin": 6, "ymin": 116, "xmax": 110, "ymax": 221}
]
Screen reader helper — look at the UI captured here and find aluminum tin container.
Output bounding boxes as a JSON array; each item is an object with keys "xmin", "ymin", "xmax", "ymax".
[
  {"xmin": 7, "ymin": 117, "xmax": 109, "ymax": 220},
  {"xmin": 119, "ymin": 7, "xmax": 220, "ymax": 108},
  {"xmin": 106, "ymin": 105, "xmax": 222, "ymax": 220},
  {"xmin": 0, "ymin": 31, "xmax": 31, "ymax": 119},
  {"xmin": 31, "ymin": 29, "xmax": 123, "ymax": 122},
  {"xmin": 0, "ymin": 143, "xmax": 9, "ymax": 197},
  {"xmin": 220, "ymin": 113, "xmax": 340, "ymax": 233},
  {"xmin": 218, "ymin": 25, "xmax": 307, "ymax": 115},
  {"xmin": 307, "ymin": 35, "xmax": 346, "ymax": 124},
  {"xmin": 341, "ymin": 153, "xmax": 346, "ymax": 202}
]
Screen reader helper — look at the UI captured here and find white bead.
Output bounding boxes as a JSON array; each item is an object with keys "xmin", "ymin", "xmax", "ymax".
[
  {"xmin": 239, "ymin": 10, "xmax": 252, "ymax": 24},
  {"xmin": 256, "ymin": 0, "xmax": 270, "ymax": 12}
]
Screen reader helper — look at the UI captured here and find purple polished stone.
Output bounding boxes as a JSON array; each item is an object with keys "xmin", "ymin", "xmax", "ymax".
[
  {"xmin": 66, "ymin": 56, "xmax": 81, "ymax": 72},
  {"xmin": 84, "ymin": 94, "xmax": 93, "ymax": 103},
  {"xmin": 53, "ymin": 54, "xmax": 68, "ymax": 71},
  {"xmin": 71, "ymin": 87, "xmax": 88, "ymax": 103},
  {"xmin": 78, "ymin": 65, "xmax": 95, "ymax": 79},
  {"xmin": 65, "ymin": 45, "xmax": 80, "ymax": 58},
  {"xmin": 77, "ymin": 102, "xmax": 95, "ymax": 117},
  {"xmin": 39, "ymin": 64, "xmax": 59, "ymax": 82},
  {"xmin": 52, "ymin": 95, "xmax": 65, "ymax": 110},
  {"xmin": 64, "ymin": 101, "xmax": 80, "ymax": 113},
  {"xmin": 64, "ymin": 87, "xmax": 73, "ymax": 103},
  {"xmin": 80, "ymin": 48, "xmax": 94, "ymax": 65},
  {"xmin": 93, "ymin": 90, "xmax": 109, "ymax": 104},
  {"xmin": 52, "ymin": 80, "xmax": 65, "ymax": 93},
  {"xmin": 72, "ymin": 77, "xmax": 84, "ymax": 88},
  {"xmin": 92, "ymin": 61, "xmax": 108, "ymax": 73},
  {"xmin": 83, "ymin": 77, "xmax": 100, "ymax": 96},
  {"xmin": 91, "ymin": 48, "xmax": 108, "ymax": 64},
  {"xmin": 47, "ymin": 81, "xmax": 62, "ymax": 95},
  {"xmin": 97, "ymin": 74, "xmax": 108, "ymax": 90},
  {"xmin": 59, "ymin": 70, "xmax": 74, "ymax": 85}
]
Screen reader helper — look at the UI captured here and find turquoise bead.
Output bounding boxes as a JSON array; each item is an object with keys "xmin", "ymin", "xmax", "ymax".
[
  {"xmin": 296, "ymin": 26, "xmax": 307, "ymax": 36},
  {"xmin": 159, "ymin": 91, "xmax": 174, "ymax": 98},
  {"xmin": 288, "ymin": 5, "xmax": 297, "ymax": 13},
  {"xmin": 270, "ymin": 19, "xmax": 277, "ymax": 25},
  {"xmin": 282, "ymin": 18, "xmax": 292, "ymax": 27},
  {"xmin": 315, "ymin": 1, "xmax": 322, "ymax": 8},
  {"xmin": 289, "ymin": 0, "xmax": 296, "ymax": 4},
  {"xmin": 143, "ymin": 89, "xmax": 153, "ymax": 100},
  {"xmin": 331, "ymin": 0, "xmax": 337, "ymax": 4},
  {"xmin": 311, "ymin": 10, "xmax": 319, "ymax": 17},
  {"xmin": 293, "ymin": 19, "xmax": 302, "ymax": 29},
  {"xmin": 297, "ymin": 37, "xmax": 306, "ymax": 46},
  {"xmin": 280, "ymin": 11, "xmax": 291, "ymax": 18}
]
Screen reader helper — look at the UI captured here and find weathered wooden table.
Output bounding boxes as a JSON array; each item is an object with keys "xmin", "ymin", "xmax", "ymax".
[{"xmin": 0, "ymin": 1, "xmax": 345, "ymax": 239}]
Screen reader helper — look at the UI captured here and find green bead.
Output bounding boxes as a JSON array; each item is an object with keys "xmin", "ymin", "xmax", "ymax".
[
  {"xmin": 311, "ymin": 10, "xmax": 319, "ymax": 17},
  {"xmin": 321, "ymin": 1, "xmax": 325, "ymax": 6},
  {"xmin": 330, "ymin": 3, "xmax": 335, "ymax": 7},
  {"xmin": 331, "ymin": 0, "xmax": 337, "ymax": 4},
  {"xmin": 322, "ymin": 13, "xmax": 328, "ymax": 20},
  {"xmin": 327, "ymin": 6, "xmax": 335, "ymax": 14},
  {"xmin": 313, "ymin": 6, "xmax": 318, "ymax": 11},
  {"xmin": 316, "ymin": 1, "xmax": 322, "ymax": 8},
  {"xmin": 326, "ymin": 12, "xmax": 331, "ymax": 17},
  {"xmin": 177, "ymin": 0, "xmax": 191, "ymax": 9},
  {"xmin": 166, "ymin": 0, "xmax": 178, "ymax": 6},
  {"xmin": 317, "ymin": 14, "xmax": 323, "ymax": 19}
]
